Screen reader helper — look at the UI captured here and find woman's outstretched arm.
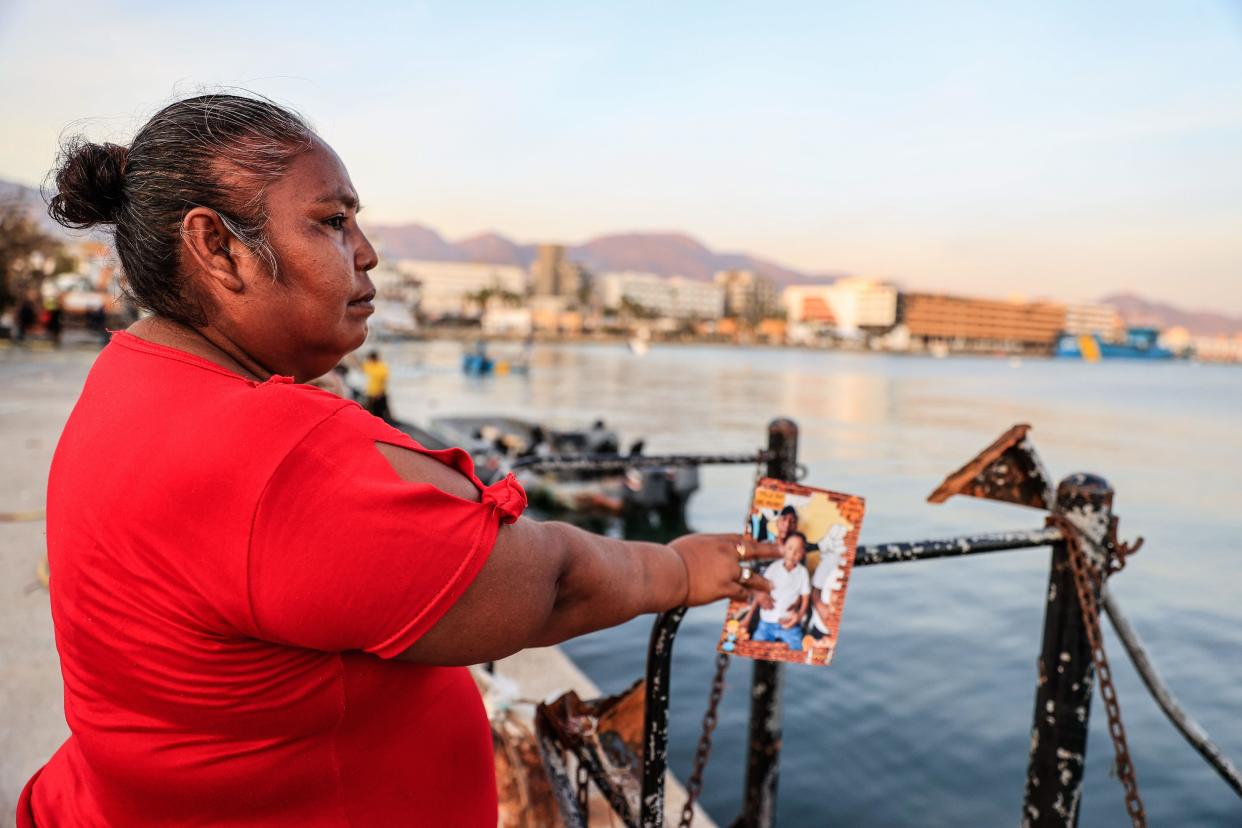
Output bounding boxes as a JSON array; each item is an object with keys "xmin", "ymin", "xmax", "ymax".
[{"xmin": 379, "ymin": 443, "xmax": 770, "ymax": 666}]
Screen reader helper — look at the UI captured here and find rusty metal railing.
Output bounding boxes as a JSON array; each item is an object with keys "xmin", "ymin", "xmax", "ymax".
[{"xmin": 537, "ymin": 419, "xmax": 1239, "ymax": 828}]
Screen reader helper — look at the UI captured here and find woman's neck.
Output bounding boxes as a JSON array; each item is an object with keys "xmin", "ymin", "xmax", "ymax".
[{"xmin": 127, "ymin": 317, "xmax": 274, "ymax": 382}]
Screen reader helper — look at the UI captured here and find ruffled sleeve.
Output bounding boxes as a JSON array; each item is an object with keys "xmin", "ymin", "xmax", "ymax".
[{"xmin": 482, "ymin": 473, "xmax": 527, "ymax": 525}]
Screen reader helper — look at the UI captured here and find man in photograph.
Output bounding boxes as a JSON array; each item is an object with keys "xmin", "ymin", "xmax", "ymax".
[{"xmin": 752, "ymin": 504, "xmax": 799, "ymax": 545}]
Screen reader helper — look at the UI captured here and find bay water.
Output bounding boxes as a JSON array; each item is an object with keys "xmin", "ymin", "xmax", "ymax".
[{"xmin": 385, "ymin": 340, "xmax": 1242, "ymax": 827}]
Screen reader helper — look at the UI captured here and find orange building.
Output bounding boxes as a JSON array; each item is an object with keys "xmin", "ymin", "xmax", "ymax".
[
  {"xmin": 756, "ymin": 318, "xmax": 787, "ymax": 342},
  {"xmin": 796, "ymin": 295, "xmax": 837, "ymax": 325},
  {"xmin": 899, "ymin": 293, "xmax": 1066, "ymax": 352}
]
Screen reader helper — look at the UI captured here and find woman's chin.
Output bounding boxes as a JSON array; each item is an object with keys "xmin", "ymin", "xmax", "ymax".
[{"xmin": 344, "ymin": 320, "xmax": 369, "ymax": 351}]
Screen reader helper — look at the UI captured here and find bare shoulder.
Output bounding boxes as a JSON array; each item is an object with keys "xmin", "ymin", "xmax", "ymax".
[{"xmin": 373, "ymin": 442, "xmax": 479, "ymax": 501}]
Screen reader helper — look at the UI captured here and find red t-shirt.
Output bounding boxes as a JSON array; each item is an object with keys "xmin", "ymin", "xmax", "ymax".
[{"xmin": 19, "ymin": 331, "xmax": 527, "ymax": 826}]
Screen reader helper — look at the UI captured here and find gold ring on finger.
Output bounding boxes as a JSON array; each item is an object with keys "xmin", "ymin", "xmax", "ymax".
[{"xmin": 736, "ymin": 543, "xmax": 747, "ymax": 561}]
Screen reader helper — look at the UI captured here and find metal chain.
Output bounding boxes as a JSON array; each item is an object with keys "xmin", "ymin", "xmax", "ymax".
[
  {"xmin": 576, "ymin": 759, "xmax": 590, "ymax": 823},
  {"xmin": 679, "ymin": 651, "xmax": 732, "ymax": 828},
  {"xmin": 1057, "ymin": 516, "xmax": 1147, "ymax": 827},
  {"xmin": 511, "ymin": 452, "xmax": 766, "ymax": 473}
]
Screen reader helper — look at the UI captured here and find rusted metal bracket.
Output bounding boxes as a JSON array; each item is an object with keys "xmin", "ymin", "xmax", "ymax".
[
  {"xmin": 1107, "ymin": 517, "xmax": 1145, "ymax": 574},
  {"xmin": 535, "ymin": 678, "xmax": 647, "ymax": 828},
  {"xmin": 927, "ymin": 423, "xmax": 1056, "ymax": 511}
]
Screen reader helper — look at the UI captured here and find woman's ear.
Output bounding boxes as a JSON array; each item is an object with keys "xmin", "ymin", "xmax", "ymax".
[{"xmin": 181, "ymin": 208, "xmax": 245, "ymax": 293}]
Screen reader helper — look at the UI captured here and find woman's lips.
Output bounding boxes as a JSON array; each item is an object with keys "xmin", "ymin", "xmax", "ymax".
[{"xmin": 347, "ymin": 294, "xmax": 375, "ymax": 314}]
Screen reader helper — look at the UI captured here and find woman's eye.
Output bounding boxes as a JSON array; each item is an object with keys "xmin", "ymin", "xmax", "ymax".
[{"xmin": 325, "ymin": 215, "xmax": 347, "ymax": 231}]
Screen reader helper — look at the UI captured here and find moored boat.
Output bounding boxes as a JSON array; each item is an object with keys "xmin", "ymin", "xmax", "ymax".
[
  {"xmin": 1054, "ymin": 326, "xmax": 1176, "ymax": 360},
  {"xmin": 413, "ymin": 415, "xmax": 699, "ymax": 523}
]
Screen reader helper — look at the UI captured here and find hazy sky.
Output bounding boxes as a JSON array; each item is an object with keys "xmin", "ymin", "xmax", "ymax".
[{"xmin": 2, "ymin": 1, "xmax": 1240, "ymax": 310}]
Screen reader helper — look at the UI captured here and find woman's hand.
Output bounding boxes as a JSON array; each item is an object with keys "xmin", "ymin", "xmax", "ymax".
[{"xmin": 669, "ymin": 533, "xmax": 772, "ymax": 606}]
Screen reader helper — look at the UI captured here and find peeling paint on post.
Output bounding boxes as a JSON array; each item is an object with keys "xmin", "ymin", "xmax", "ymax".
[
  {"xmin": 1021, "ymin": 474, "xmax": 1113, "ymax": 827},
  {"xmin": 734, "ymin": 419, "xmax": 798, "ymax": 828},
  {"xmin": 640, "ymin": 606, "xmax": 687, "ymax": 828}
]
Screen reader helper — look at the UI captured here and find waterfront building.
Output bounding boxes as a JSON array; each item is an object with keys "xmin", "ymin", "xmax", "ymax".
[
  {"xmin": 782, "ymin": 285, "xmax": 837, "ymax": 327},
  {"xmin": 531, "ymin": 243, "xmax": 588, "ymax": 301},
  {"xmin": 1064, "ymin": 303, "xmax": 1124, "ymax": 340},
  {"xmin": 599, "ymin": 271, "xmax": 724, "ymax": 320},
  {"xmin": 782, "ymin": 279, "xmax": 898, "ymax": 336},
  {"xmin": 1159, "ymin": 326, "xmax": 1192, "ymax": 355},
  {"xmin": 481, "ymin": 307, "xmax": 533, "ymax": 337},
  {"xmin": 369, "ymin": 263, "xmax": 419, "ymax": 304},
  {"xmin": 395, "ymin": 259, "xmax": 527, "ymax": 320},
  {"xmin": 829, "ymin": 277, "xmax": 898, "ymax": 335},
  {"xmin": 898, "ymin": 292, "xmax": 1067, "ymax": 352},
  {"xmin": 756, "ymin": 318, "xmax": 787, "ymax": 343},
  {"xmin": 714, "ymin": 269, "xmax": 777, "ymax": 322},
  {"xmin": 1190, "ymin": 334, "xmax": 1242, "ymax": 363}
]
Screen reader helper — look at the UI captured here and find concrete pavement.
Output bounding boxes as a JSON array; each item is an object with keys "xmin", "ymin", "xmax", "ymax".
[{"xmin": 0, "ymin": 342, "xmax": 95, "ymax": 825}]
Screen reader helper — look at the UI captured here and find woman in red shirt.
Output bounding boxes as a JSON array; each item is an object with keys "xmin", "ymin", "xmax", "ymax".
[{"xmin": 20, "ymin": 94, "xmax": 771, "ymax": 827}]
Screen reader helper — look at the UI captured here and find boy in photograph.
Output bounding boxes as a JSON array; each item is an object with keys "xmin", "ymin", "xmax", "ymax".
[{"xmin": 747, "ymin": 531, "xmax": 811, "ymax": 650}]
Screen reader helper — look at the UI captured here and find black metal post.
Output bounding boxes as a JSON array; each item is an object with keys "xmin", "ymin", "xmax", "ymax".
[
  {"xmin": 1021, "ymin": 473, "xmax": 1113, "ymax": 827},
  {"xmin": 640, "ymin": 606, "xmax": 688, "ymax": 828},
  {"xmin": 733, "ymin": 418, "xmax": 798, "ymax": 828}
]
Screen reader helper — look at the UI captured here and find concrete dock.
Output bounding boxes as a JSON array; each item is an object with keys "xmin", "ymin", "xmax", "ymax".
[
  {"xmin": 0, "ymin": 340, "xmax": 710, "ymax": 827},
  {"xmin": 0, "ymin": 342, "xmax": 88, "ymax": 825}
]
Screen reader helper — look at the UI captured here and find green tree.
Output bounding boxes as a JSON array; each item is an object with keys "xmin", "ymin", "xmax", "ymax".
[{"xmin": 0, "ymin": 203, "xmax": 62, "ymax": 313}]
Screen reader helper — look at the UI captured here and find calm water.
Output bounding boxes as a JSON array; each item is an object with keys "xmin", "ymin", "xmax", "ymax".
[{"xmin": 386, "ymin": 340, "xmax": 1242, "ymax": 827}]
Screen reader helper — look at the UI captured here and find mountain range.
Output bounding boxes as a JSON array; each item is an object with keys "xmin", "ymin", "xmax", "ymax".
[
  {"xmin": 1098, "ymin": 293, "xmax": 1242, "ymax": 338},
  {"xmin": 0, "ymin": 178, "xmax": 71, "ymax": 239},
  {"xmin": 363, "ymin": 223, "xmax": 819, "ymax": 287},
  {"xmin": 4, "ymin": 176, "xmax": 1239, "ymax": 336},
  {"xmin": 363, "ymin": 222, "xmax": 1242, "ymax": 336}
]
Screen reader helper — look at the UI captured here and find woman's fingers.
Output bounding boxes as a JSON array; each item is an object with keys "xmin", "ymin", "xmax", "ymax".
[
  {"xmin": 670, "ymin": 532, "xmax": 776, "ymax": 607},
  {"xmin": 740, "ymin": 571, "xmax": 772, "ymax": 594},
  {"xmin": 740, "ymin": 534, "xmax": 761, "ymax": 558}
]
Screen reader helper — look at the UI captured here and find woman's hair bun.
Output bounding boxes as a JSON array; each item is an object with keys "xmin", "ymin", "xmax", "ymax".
[{"xmin": 48, "ymin": 139, "xmax": 130, "ymax": 229}]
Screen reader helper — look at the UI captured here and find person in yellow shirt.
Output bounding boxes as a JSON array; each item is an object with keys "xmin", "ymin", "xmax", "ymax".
[{"xmin": 361, "ymin": 350, "xmax": 392, "ymax": 422}]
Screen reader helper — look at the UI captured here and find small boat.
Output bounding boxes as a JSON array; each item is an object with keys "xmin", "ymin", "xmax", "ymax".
[
  {"xmin": 426, "ymin": 415, "xmax": 699, "ymax": 523},
  {"xmin": 463, "ymin": 340, "xmax": 531, "ymax": 376},
  {"xmin": 628, "ymin": 329, "xmax": 651, "ymax": 356},
  {"xmin": 1054, "ymin": 327, "xmax": 1176, "ymax": 361}
]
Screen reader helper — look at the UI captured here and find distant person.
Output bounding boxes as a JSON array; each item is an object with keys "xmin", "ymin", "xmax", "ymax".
[
  {"xmin": 86, "ymin": 305, "xmax": 109, "ymax": 346},
  {"xmin": 587, "ymin": 419, "xmax": 618, "ymax": 454},
  {"xmin": 14, "ymin": 291, "xmax": 38, "ymax": 342},
  {"xmin": 746, "ymin": 531, "xmax": 811, "ymax": 650},
  {"xmin": 45, "ymin": 295, "xmax": 64, "ymax": 347},
  {"xmin": 362, "ymin": 349, "xmax": 392, "ymax": 421}
]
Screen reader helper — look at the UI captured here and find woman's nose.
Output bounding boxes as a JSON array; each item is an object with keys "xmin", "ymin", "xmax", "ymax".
[{"xmin": 356, "ymin": 230, "xmax": 379, "ymax": 271}]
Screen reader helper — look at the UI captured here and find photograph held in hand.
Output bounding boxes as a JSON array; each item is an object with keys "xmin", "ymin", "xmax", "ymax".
[{"xmin": 719, "ymin": 478, "xmax": 865, "ymax": 667}]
